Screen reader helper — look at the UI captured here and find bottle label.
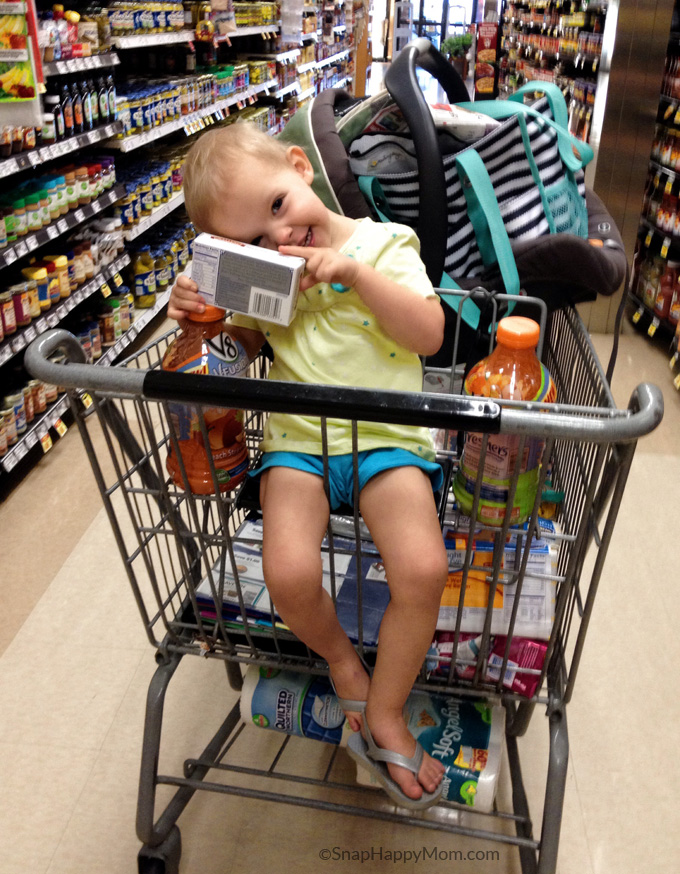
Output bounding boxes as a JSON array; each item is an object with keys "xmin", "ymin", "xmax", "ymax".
[
  {"xmin": 142, "ymin": 189, "xmax": 153, "ymax": 211},
  {"xmin": 55, "ymin": 112, "xmax": 65, "ymax": 139},
  {"xmin": 131, "ymin": 106, "xmax": 143, "ymax": 129},
  {"xmin": 142, "ymin": 103, "xmax": 153, "ymax": 129},
  {"xmin": 27, "ymin": 209, "xmax": 41, "ymax": 231},
  {"xmin": 134, "ymin": 269, "xmax": 157, "ymax": 297},
  {"xmin": 100, "ymin": 92, "xmax": 109, "ymax": 120}
]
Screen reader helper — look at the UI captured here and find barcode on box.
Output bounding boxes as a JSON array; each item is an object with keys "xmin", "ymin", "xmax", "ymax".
[{"xmin": 251, "ymin": 289, "xmax": 284, "ymax": 323}]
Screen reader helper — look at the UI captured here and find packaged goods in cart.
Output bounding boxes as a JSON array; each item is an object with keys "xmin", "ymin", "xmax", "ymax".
[
  {"xmin": 427, "ymin": 630, "xmax": 548, "ymax": 698},
  {"xmin": 452, "ymin": 317, "xmax": 556, "ymax": 526},
  {"xmin": 161, "ymin": 305, "xmax": 250, "ymax": 493},
  {"xmin": 240, "ymin": 666, "xmax": 353, "ymax": 746},
  {"xmin": 354, "ymin": 691, "xmax": 505, "ymax": 811},
  {"xmin": 191, "ymin": 233, "xmax": 305, "ymax": 326}
]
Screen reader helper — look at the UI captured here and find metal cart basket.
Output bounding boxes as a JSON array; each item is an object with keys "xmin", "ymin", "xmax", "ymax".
[{"xmin": 25, "ymin": 292, "xmax": 663, "ymax": 874}]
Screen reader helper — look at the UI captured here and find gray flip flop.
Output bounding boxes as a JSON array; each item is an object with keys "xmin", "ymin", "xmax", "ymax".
[
  {"xmin": 329, "ymin": 676, "xmax": 367, "ymax": 716},
  {"xmin": 346, "ymin": 722, "xmax": 444, "ymax": 811}
]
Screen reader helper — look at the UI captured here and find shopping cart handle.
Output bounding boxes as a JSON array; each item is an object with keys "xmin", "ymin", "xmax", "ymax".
[
  {"xmin": 25, "ymin": 328, "xmax": 147, "ymax": 396},
  {"xmin": 143, "ymin": 369, "xmax": 504, "ymax": 433}
]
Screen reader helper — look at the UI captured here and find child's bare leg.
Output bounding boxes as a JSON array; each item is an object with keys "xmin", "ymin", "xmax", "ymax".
[
  {"xmin": 260, "ymin": 467, "xmax": 370, "ymax": 731},
  {"xmin": 359, "ymin": 466, "xmax": 449, "ymax": 801}
]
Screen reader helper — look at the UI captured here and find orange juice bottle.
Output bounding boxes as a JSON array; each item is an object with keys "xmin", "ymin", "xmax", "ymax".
[
  {"xmin": 162, "ymin": 305, "xmax": 250, "ymax": 494},
  {"xmin": 452, "ymin": 317, "xmax": 556, "ymax": 526}
]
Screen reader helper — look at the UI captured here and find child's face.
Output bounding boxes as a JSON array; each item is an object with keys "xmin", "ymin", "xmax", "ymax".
[{"xmin": 208, "ymin": 146, "xmax": 333, "ymax": 252}]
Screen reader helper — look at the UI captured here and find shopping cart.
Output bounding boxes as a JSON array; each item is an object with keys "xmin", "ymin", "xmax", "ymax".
[{"xmin": 25, "ymin": 292, "xmax": 663, "ymax": 874}]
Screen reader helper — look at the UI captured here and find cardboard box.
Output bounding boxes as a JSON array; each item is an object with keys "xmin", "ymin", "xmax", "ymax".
[{"xmin": 191, "ymin": 233, "xmax": 306, "ymax": 326}]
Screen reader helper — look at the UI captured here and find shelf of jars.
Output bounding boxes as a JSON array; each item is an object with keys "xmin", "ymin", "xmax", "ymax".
[
  {"xmin": 106, "ymin": 80, "xmax": 277, "ymax": 153},
  {"xmin": 43, "ymin": 52, "xmax": 121, "ymax": 78},
  {"xmin": 0, "ymin": 252, "xmax": 131, "ymax": 368},
  {"xmin": 1, "ymin": 287, "xmax": 171, "ymax": 474},
  {"xmin": 0, "ymin": 184, "xmax": 126, "ymax": 273},
  {"xmin": 0, "ymin": 121, "xmax": 123, "ymax": 181},
  {"xmin": 123, "ymin": 190, "xmax": 185, "ymax": 241}
]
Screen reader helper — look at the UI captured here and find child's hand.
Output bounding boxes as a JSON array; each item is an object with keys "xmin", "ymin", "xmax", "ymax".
[
  {"xmin": 279, "ymin": 245, "xmax": 361, "ymax": 293},
  {"xmin": 168, "ymin": 274, "xmax": 206, "ymax": 326}
]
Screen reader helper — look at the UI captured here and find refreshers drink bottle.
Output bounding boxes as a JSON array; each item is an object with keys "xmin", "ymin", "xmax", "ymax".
[
  {"xmin": 161, "ymin": 305, "xmax": 250, "ymax": 494},
  {"xmin": 452, "ymin": 316, "xmax": 556, "ymax": 526}
]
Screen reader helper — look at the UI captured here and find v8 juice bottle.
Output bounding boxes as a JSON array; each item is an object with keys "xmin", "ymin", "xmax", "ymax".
[
  {"xmin": 452, "ymin": 317, "xmax": 556, "ymax": 527},
  {"xmin": 161, "ymin": 305, "xmax": 250, "ymax": 494}
]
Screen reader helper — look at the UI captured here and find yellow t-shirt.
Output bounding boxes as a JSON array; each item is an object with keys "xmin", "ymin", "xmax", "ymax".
[{"xmin": 230, "ymin": 218, "xmax": 438, "ymax": 459}]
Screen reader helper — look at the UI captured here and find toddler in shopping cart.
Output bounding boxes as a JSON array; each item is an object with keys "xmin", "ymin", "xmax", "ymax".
[{"xmin": 168, "ymin": 122, "xmax": 449, "ymax": 810}]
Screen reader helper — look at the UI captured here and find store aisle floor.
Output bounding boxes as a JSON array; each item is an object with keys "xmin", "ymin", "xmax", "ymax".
[{"xmin": 0, "ymin": 324, "xmax": 678, "ymax": 874}]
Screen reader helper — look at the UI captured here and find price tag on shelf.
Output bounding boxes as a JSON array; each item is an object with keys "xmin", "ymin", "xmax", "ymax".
[
  {"xmin": 14, "ymin": 441, "xmax": 28, "ymax": 462},
  {"xmin": 644, "ymin": 229, "xmax": 654, "ymax": 248},
  {"xmin": 632, "ymin": 306, "xmax": 644, "ymax": 325},
  {"xmin": 54, "ymin": 418, "xmax": 68, "ymax": 437},
  {"xmin": 26, "ymin": 236, "xmax": 39, "ymax": 252},
  {"xmin": 100, "ymin": 281, "xmax": 112, "ymax": 298},
  {"xmin": 35, "ymin": 319, "xmax": 48, "ymax": 334},
  {"xmin": 47, "ymin": 225, "xmax": 59, "ymax": 240},
  {"xmin": 14, "ymin": 240, "xmax": 28, "ymax": 259},
  {"xmin": 81, "ymin": 392, "xmax": 93, "ymax": 409},
  {"xmin": 28, "ymin": 151, "xmax": 41, "ymax": 167},
  {"xmin": 74, "ymin": 289, "xmax": 84, "ymax": 303},
  {"xmin": 74, "ymin": 209, "xmax": 85, "ymax": 223},
  {"xmin": 57, "ymin": 219, "xmax": 68, "ymax": 234},
  {"xmin": 113, "ymin": 272, "xmax": 123, "ymax": 287},
  {"xmin": 0, "ymin": 345, "xmax": 12, "ymax": 365},
  {"xmin": 65, "ymin": 296, "xmax": 77, "ymax": 311},
  {"xmin": 56, "ymin": 304, "xmax": 68, "ymax": 319},
  {"xmin": 10, "ymin": 334, "xmax": 26, "ymax": 354},
  {"xmin": 2, "ymin": 452, "xmax": 17, "ymax": 472},
  {"xmin": 46, "ymin": 312, "xmax": 59, "ymax": 328},
  {"xmin": 661, "ymin": 237, "xmax": 672, "ymax": 259},
  {"xmin": 648, "ymin": 316, "xmax": 660, "ymax": 337},
  {"xmin": 25, "ymin": 430, "xmax": 38, "ymax": 449},
  {"xmin": 4, "ymin": 248, "xmax": 17, "ymax": 265},
  {"xmin": 24, "ymin": 325, "xmax": 37, "ymax": 343},
  {"xmin": 0, "ymin": 158, "xmax": 17, "ymax": 178}
]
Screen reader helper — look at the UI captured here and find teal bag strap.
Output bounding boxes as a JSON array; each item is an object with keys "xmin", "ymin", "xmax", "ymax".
[
  {"xmin": 357, "ymin": 175, "xmax": 397, "ymax": 224},
  {"xmin": 508, "ymin": 81, "xmax": 569, "ymax": 129},
  {"xmin": 454, "ymin": 149, "xmax": 520, "ymax": 298},
  {"xmin": 458, "ymin": 98, "xmax": 593, "ymax": 173}
]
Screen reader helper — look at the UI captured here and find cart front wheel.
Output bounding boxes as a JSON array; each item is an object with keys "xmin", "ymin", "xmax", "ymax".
[{"xmin": 138, "ymin": 826, "xmax": 181, "ymax": 874}]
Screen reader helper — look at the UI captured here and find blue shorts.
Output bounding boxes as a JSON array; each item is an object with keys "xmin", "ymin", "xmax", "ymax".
[{"xmin": 251, "ymin": 448, "xmax": 443, "ymax": 510}]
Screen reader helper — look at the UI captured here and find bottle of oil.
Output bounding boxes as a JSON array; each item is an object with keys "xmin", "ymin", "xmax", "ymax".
[{"xmin": 161, "ymin": 305, "xmax": 250, "ymax": 494}]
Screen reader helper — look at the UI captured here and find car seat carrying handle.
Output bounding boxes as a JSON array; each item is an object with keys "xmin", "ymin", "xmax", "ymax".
[{"xmin": 385, "ymin": 38, "xmax": 469, "ymax": 285}]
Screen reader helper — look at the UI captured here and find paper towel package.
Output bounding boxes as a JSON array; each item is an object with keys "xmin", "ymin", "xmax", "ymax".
[{"xmin": 191, "ymin": 233, "xmax": 306, "ymax": 326}]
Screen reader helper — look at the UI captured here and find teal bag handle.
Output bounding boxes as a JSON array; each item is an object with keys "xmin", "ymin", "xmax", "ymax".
[
  {"xmin": 454, "ymin": 149, "xmax": 520, "ymax": 298},
  {"xmin": 357, "ymin": 175, "xmax": 397, "ymax": 224},
  {"xmin": 508, "ymin": 81, "xmax": 569, "ymax": 129},
  {"xmin": 458, "ymin": 98, "xmax": 593, "ymax": 173}
]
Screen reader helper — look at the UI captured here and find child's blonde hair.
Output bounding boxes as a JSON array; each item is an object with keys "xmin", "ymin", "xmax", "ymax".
[{"xmin": 182, "ymin": 122, "xmax": 291, "ymax": 232}]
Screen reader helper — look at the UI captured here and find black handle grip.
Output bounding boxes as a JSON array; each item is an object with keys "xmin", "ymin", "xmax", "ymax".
[{"xmin": 384, "ymin": 39, "xmax": 469, "ymax": 285}]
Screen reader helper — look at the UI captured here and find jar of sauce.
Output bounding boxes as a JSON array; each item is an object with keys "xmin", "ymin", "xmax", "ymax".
[
  {"xmin": 0, "ymin": 290, "xmax": 17, "ymax": 335},
  {"xmin": 10, "ymin": 283, "xmax": 32, "ymax": 327}
]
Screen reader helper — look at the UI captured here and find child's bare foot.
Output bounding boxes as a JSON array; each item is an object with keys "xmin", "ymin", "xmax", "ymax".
[
  {"xmin": 327, "ymin": 655, "xmax": 371, "ymax": 733},
  {"xmin": 365, "ymin": 706, "xmax": 445, "ymax": 801}
]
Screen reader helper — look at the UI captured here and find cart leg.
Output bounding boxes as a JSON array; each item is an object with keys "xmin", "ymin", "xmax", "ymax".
[
  {"xmin": 536, "ymin": 706, "xmax": 569, "ymax": 874},
  {"xmin": 505, "ymin": 727, "xmax": 538, "ymax": 874},
  {"xmin": 225, "ymin": 660, "xmax": 243, "ymax": 691},
  {"xmin": 137, "ymin": 652, "xmax": 183, "ymax": 851},
  {"xmin": 506, "ymin": 700, "xmax": 536, "ymax": 738},
  {"xmin": 137, "ymin": 826, "xmax": 181, "ymax": 874}
]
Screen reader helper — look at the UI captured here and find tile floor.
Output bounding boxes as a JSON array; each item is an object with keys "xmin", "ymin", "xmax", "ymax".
[{"xmin": 0, "ymin": 318, "xmax": 678, "ymax": 874}]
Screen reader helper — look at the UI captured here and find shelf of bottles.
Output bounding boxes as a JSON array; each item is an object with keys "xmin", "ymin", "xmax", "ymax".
[{"xmin": 498, "ymin": 0, "xmax": 608, "ymax": 142}]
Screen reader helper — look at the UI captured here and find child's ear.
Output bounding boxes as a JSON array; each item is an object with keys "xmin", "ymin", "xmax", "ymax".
[{"xmin": 285, "ymin": 146, "xmax": 314, "ymax": 184}]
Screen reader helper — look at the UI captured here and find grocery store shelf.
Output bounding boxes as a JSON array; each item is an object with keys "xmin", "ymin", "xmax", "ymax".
[
  {"xmin": 0, "ymin": 252, "xmax": 131, "ymax": 368},
  {"xmin": 297, "ymin": 60, "xmax": 316, "ymax": 73},
  {"xmin": 111, "ymin": 29, "xmax": 195, "ymax": 50},
  {"xmin": 106, "ymin": 81, "xmax": 277, "ymax": 152},
  {"xmin": 97, "ymin": 288, "xmax": 171, "ymax": 365},
  {"xmin": 43, "ymin": 52, "xmax": 121, "ymax": 77},
  {"xmin": 123, "ymin": 190, "xmax": 185, "ymax": 241},
  {"xmin": 274, "ymin": 81, "xmax": 299, "ymax": 98},
  {"xmin": 298, "ymin": 86, "xmax": 315, "ymax": 101},
  {"xmin": 0, "ymin": 184, "xmax": 126, "ymax": 273},
  {"xmin": 0, "ymin": 120, "xmax": 123, "ymax": 180},
  {"xmin": 216, "ymin": 25, "xmax": 280, "ymax": 41},
  {"xmin": 316, "ymin": 49, "xmax": 350, "ymax": 68},
  {"xmin": 1, "ymin": 286, "xmax": 171, "ymax": 474}
]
